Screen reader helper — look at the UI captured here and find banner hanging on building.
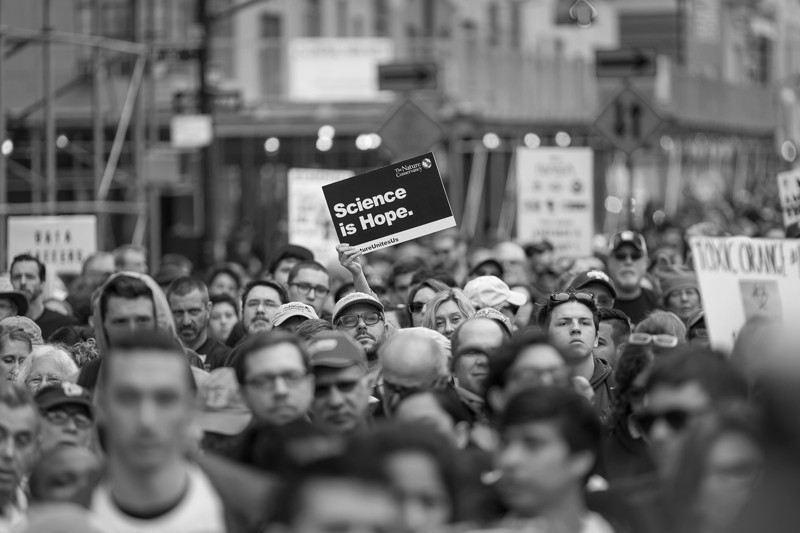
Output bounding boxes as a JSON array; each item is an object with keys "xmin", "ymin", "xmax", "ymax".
[
  {"xmin": 690, "ymin": 236, "xmax": 800, "ymax": 353},
  {"xmin": 322, "ymin": 153, "xmax": 455, "ymax": 254},
  {"xmin": 288, "ymin": 168, "xmax": 354, "ymax": 267},
  {"xmin": 7, "ymin": 215, "xmax": 97, "ymax": 276},
  {"xmin": 516, "ymin": 147, "xmax": 594, "ymax": 257}
]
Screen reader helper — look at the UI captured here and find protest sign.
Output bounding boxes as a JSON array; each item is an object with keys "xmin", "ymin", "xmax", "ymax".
[
  {"xmin": 8, "ymin": 215, "xmax": 97, "ymax": 276},
  {"xmin": 777, "ymin": 169, "xmax": 800, "ymax": 236},
  {"xmin": 690, "ymin": 236, "xmax": 800, "ymax": 353},
  {"xmin": 322, "ymin": 153, "xmax": 455, "ymax": 253},
  {"xmin": 516, "ymin": 147, "xmax": 594, "ymax": 257},
  {"xmin": 288, "ymin": 168, "xmax": 354, "ymax": 267}
]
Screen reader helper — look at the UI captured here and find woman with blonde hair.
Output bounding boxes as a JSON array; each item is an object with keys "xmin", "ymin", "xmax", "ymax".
[{"xmin": 421, "ymin": 288, "xmax": 476, "ymax": 340}]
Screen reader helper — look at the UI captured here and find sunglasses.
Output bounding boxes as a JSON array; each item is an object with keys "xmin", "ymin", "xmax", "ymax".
[
  {"xmin": 549, "ymin": 292, "xmax": 595, "ymax": 304},
  {"xmin": 634, "ymin": 408, "xmax": 697, "ymax": 434},
  {"xmin": 408, "ymin": 302, "xmax": 426, "ymax": 315},
  {"xmin": 613, "ymin": 251, "xmax": 644, "ymax": 261},
  {"xmin": 628, "ymin": 333, "xmax": 679, "ymax": 348}
]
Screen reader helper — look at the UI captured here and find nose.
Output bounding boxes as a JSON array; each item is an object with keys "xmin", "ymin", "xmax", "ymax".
[
  {"xmin": 401, "ymin": 498, "xmax": 428, "ymax": 533},
  {"xmin": 444, "ymin": 321, "xmax": 456, "ymax": 335},
  {"xmin": 137, "ymin": 399, "xmax": 158, "ymax": 429},
  {"xmin": 327, "ymin": 386, "xmax": 345, "ymax": 407},
  {"xmin": 648, "ymin": 418, "xmax": 673, "ymax": 444},
  {"xmin": 0, "ymin": 436, "xmax": 15, "ymax": 460},
  {"xmin": 181, "ymin": 314, "xmax": 192, "ymax": 325},
  {"xmin": 273, "ymin": 376, "xmax": 289, "ymax": 395},
  {"xmin": 497, "ymin": 440, "xmax": 524, "ymax": 469},
  {"xmin": 680, "ymin": 291, "xmax": 690, "ymax": 302},
  {"xmin": 62, "ymin": 416, "xmax": 79, "ymax": 434},
  {"xmin": 570, "ymin": 319, "xmax": 581, "ymax": 333}
]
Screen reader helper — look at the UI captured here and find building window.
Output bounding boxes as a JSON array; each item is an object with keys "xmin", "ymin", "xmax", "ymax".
[
  {"xmin": 488, "ymin": 3, "xmax": 499, "ymax": 47},
  {"xmin": 422, "ymin": 0, "xmax": 435, "ymax": 37},
  {"xmin": 510, "ymin": 2, "xmax": 522, "ymax": 49},
  {"xmin": 306, "ymin": 0, "xmax": 322, "ymax": 37},
  {"xmin": 336, "ymin": 0, "xmax": 348, "ymax": 37},
  {"xmin": 374, "ymin": 0, "xmax": 389, "ymax": 36}
]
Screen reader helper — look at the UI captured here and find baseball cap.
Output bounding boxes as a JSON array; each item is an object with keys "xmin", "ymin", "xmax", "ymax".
[
  {"xmin": 569, "ymin": 270, "xmax": 617, "ymax": 299},
  {"xmin": 609, "ymin": 231, "xmax": 647, "ymax": 255},
  {"xmin": 1, "ymin": 315, "xmax": 43, "ymax": 345},
  {"xmin": 0, "ymin": 277, "xmax": 28, "ymax": 316},
  {"xmin": 463, "ymin": 276, "xmax": 527, "ymax": 309},
  {"xmin": 469, "ymin": 258, "xmax": 504, "ymax": 278},
  {"xmin": 35, "ymin": 382, "xmax": 93, "ymax": 413},
  {"xmin": 196, "ymin": 368, "xmax": 252, "ymax": 436},
  {"xmin": 332, "ymin": 292, "xmax": 384, "ymax": 324},
  {"xmin": 273, "ymin": 302, "xmax": 319, "ymax": 327},
  {"xmin": 473, "ymin": 307, "xmax": 513, "ymax": 335},
  {"xmin": 308, "ymin": 332, "xmax": 367, "ymax": 371},
  {"xmin": 270, "ymin": 244, "xmax": 314, "ymax": 271}
]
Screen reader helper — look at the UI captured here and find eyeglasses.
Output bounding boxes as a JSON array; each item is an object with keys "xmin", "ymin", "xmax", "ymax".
[
  {"xmin": 408, "ymin": 302, "xmax": 426, "ymax": 315},
  {"xmin": 26, "ymin": 376, "xmax": 63, "ymax": 388},
  {"xmin": 336, "ymin": 312, "xmax": 383, "ymax": 329},
  {"xmin": 42, "ymin": 409, "xmax": 93, "ymax": 430},
  {"xmin": 315, "ymin": 379, "xmax": 362, "ymax": 397},
  {"xmin": 549, "ymin": 292, "xmax": 594, "ymax": 304},
  {"xmin": 245, "ymin": 299, "xmax": 280, "ymax": 310},
  {"xmin": 290, "ymin": 282, "xmax": 330, "ymax": 298},
  {"xmin": 628, "ymin": 333, "xmax": 679, "ymax": 348},
  {"xmin": 245, "ymin": 371, "xmax": 307, "ymax": 391},
  {"xmin": 613, "ymin": 251, "xmax": 644, "ymax": 262},
  {"xmin": 507, "ymin": 366, "xmax": 572, "ymax": 388},
  {"xmin": 634, "ymin": 408, "xmax": 698, "ymax": 434}
]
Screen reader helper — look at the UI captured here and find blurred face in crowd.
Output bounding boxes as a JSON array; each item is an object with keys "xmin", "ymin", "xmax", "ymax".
[
  {"xmin": 546, "ymin": 302, "xmax": 597, "ymax": 363},
  {"xmin": 607, "ymin": 244, "xmax": 647, "ymax": 293},
  {"xmin": 0, "ymin": 403, "xmax": 39, "ymax": 506},
  {"xmin": 665, "ymin": 289, "xmax": 702, "ymax": 322},
  {"xmin": 381, "ymin": 339, "xmax": 443, "ymax": 416},
  {"xmin": 98, "ymin": 349, "xmax": 194, "ymax": 471},
  {"xmin": 0, "ymin": 298, "xmax": 18, "ymax": 322},
  {"xmin": 638, "ymin": 381, "xmax": 711, "ymax": 478},
  {"xmin": 25, "ymin": 353, "xmax": 71, "ymax": 395},
  {"xmin": 410, "ymin": 287, "xmax": 437, "ymax": 328},
  {"xmin": 83, "ymin": 254, "xmax": 115, "ymax": 288},
  {"xmin": 335, "ymin": 304, "xmax": 388, "ymax": 360},
  {"xmin": 393, "ymin": 273, "xmax": 416, "ymax": 303},
  {"xmin": 494, "ymin": 243, "xmax": 528, "ymax": 286},
  {"xmin": 118, "ymin": 249, "xmax": 148, "ymax": 274},
  {"xmin": 452, "ymin": 319, "xmax": 505, "ymax": 395},
  {"xmin": 240, "ymin": 342, "xmax": 313, "ymax": 426},
  {"xmin": 697, "ymin": 431, "xmax": 763, "ymax": 533},
  {"xmin": 290, "ymin": 479, "xmax": 400, "ymax": 533},
  {"xmin": 433, "ymin": 300, "xmax": 467, "ymax": 339},
  {"xmin": 11, "ymin": 260, "xmax": 43, "ymax": 304},
  {"xmin": 209, "ymin": 301, "xmax": 238, "ymax": 343},
  {"xmin": 490, "ymin": 344, "xmax": 570, "ymax": 412},
  {"xmin": 103, "ymin": 296, "xmax": 156, "ymax": 346},
  {"xmin": 272, "ymin": 258, "xmax": 299, "ymax": 286},
  {"xmin": 208, "ymin": 272, "xmax": 239, "ymax": 299},
  {"xmin": 312, "ymin": 365, "xmax": 370, "ymax": 434},
  {"xmin": 511, "ymin": 285, "xmax": 534, "ymax": 329},
  {"xmin": 40, "ymin": 405, "xmax": 93, "ymax": 452},
  {"xmin": 580, "ymin": 282, "xmax": 614, "ymax": 309},
  {"xmin": 432, "ymin": 236, "xmax": 460, "ymax": 271},
  {"xmin": 395, "ymin": 393, "xmax": 466, "ymax": 449},
  {"xmin": 169, "ymin": 290, "xmax": 211, "ymax": 349},
  {"xmin": 0, "ymin": 339, "xmax": 30, "ymax": 382},
  {"xmin": 496, "ymin": 419, "xmax": 590, "ymax": 518},
  {"xmin": 289, "ymin": 268, "xmax": 330, "ymax": 314},
  {"xmin": 30, "ymin": 447, "xmax": 101, "ymax": 504},
  {"xmin": 596, "ymin": 322, "xmax": 622, "ymax": 367},
  {"xmin": 386, "ymin": 451, "xmax": 452, "ymax": 531},
  {"xmin": 242, "ymin": 285, "xmax": 282, "ymax": 335}
]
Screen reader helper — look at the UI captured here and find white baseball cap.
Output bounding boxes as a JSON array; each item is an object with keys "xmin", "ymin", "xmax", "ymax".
[
  {"xmin": 463, "ymin": 276, "xmax": 528, "ymax": 309},
  {"xmin": 272, "ymin": 302, "xmax": 319, "ymax": 327}
]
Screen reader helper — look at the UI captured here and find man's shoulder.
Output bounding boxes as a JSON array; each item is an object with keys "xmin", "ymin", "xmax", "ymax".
[
  {"xmin": 198, "ymin": 337, "xmax": 231, "ymax": 357},
  {"xmin": 37, "ymin": 308, "xmax": 78, "ymax": 325}
]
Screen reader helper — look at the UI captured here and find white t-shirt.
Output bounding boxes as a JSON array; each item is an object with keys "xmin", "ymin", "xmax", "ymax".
[{"xmin": 91, "ymin": 464, "xmax": 227, "ymax": 533}]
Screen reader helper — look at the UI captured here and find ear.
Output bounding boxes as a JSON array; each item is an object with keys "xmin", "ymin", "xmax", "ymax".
[
  {"xmin": 593, "ymin": 332, "xmax": 599, "ymax": 348},
  {"xmin": 569, "ymin": 450, "xmax": 596, "ymax": 480},
  {"xmin": 616, "ymin": 342, "xmax": 627, "ymax": 359},
  {"xmin": 487, "ymin": 387, "xmax": 505, "ymax": 414}
]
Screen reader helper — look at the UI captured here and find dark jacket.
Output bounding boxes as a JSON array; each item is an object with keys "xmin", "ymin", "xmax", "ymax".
[{"xmin": 590, "ymin": 357, "xmax": 615, "ymax": 422}]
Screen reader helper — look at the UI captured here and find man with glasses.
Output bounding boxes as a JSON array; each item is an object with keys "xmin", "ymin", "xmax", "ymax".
[
  {"xmin": 34, "ymin": 382, "xmax": 94, "ymax": 452},
  {"xmin": 606, "ymin": 231, "xmax": 659, "ymax": 324},
  {"xmin": 309, "ymin": 332, "xmax": 373, "ymax": 434},
  {"xmin": 234, "ymin": 330, "xmax": 314, "ymax": 426},
  {"xmin": 378, "ymin": 329, "xmax": 450, "ymax": 417},
  {"xmin": 288, "ymin": 261, "xmax": 331, "ymax": 316},
  {"xmin": 536, "ymin": 291, "xmax": 615, "ymax": 420},
  {"xmin": 332, "ymin": 292, "xmax": 389, "ymax": 371}
]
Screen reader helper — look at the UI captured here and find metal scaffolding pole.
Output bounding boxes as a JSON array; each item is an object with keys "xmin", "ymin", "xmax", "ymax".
[
  {"xmin": 43, "ymin": 0, "xmax": 56, "ymax": 214},
  {"xmin": 0, "ymin": 3, "xmax": 6, "ymax": 270},
  {"xmin": 132, "ymin": 0, "xmax": 147, "ymax": 249},
  {"xmin": 92, "ymin": 0, "xmax": 105, "ymax": 249}
]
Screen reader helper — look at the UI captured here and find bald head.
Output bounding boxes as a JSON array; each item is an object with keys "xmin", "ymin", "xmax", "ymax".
[
  {"xmin": 379, "ymin": 331, "xmax": 449, "ymax": 389},
  {"xmin": 493, "ymin": 241, "xmax": 527, "ymax": 285},
  {"xmin": 452, "ymin": 318, "xmax": 506, "ymax": 358}
]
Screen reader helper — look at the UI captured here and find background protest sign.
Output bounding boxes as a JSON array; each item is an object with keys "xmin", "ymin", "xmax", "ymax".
[
  {"xmin": 690, "ymin": 236, "xmax": 800, "ymax": 353},
  {"xmin": 322, "ymin": 152, "xmax": 455, "ymax": 253},
  {"xmin": 777, "ymin": 169, "xmax": 800, "ymax": 236},
  {"xmin": 288, "ymin": 168, "xmax": 354, "ymax": 267},
  {"xmin": 8, "ymin": 215, "xmax": 97, "ymax": 275},
  {"xmin": 516, "ymin": 147, "xmax": 594, "ymax": 257}
]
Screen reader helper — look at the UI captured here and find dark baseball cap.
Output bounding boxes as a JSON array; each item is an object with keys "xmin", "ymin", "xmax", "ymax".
[
  {"xmin": 308, "ymin": 332, "xmax": 367, "ymax": 371},
  {"xmin": 35, "ymin": 383, "xmax": 93, "ymax": 413},
  {"xmin": 270, "ymin": 244, "xmax": 314, "ymax": 271},
  {"xmin": 569, "ymin": 270, "xmax": 617, "ymax": 299},
  {"xmin": 608, "ymin": 231, "xmax": 647, "ymax": 255}
]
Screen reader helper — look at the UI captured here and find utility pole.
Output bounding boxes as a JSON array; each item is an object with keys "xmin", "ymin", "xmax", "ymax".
[{"xmin": 198, "ymin": 0, "xmax": 218, "ymax": 267}]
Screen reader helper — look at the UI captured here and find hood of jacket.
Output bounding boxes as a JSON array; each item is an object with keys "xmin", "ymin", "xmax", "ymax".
[
  {"xmin": 92, "ymin": 271, "xmax": 179, "ymax": 356},
  {"xmin": 590, "ymin": 356, "xmax": 614, "ymax": 388}
]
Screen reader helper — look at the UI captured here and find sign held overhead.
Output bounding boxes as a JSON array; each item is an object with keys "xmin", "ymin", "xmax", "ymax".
[
  {"xmin": 322, "ymin": 153, "xmax": 455, "ymax": 254},
  {"xmin": 596, "ymin": 48, "xmax": 657, "ymax": 78}
]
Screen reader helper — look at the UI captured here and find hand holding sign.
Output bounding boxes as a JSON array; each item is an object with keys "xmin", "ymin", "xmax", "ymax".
[
  {"xmin": 322, "ymin": 153, "xmax": 455, "ymax": 254},
  {"xmin": 337, "ymin": 244, "xmax": 364, "ymax": 277}
]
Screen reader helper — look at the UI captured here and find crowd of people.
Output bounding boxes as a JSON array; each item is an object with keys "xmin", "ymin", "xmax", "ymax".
[{"xmin": 0, "ymin": 227, "xmax": 799, "ymax": 533}]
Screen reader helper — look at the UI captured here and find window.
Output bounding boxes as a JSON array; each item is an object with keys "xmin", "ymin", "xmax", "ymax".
[
  {"xmin": 306, "ymin": 0, "xmax": 322, "ymax": 37},
  {"xmin": 374, "ymin": 0, "xmax": 389, "ymax": 36},
  {"xmin": 488, "ymin": 3, "xmax": 499, "ymax": 47},
  {"xmin": 510, "ymin": 2, "xmax": 522, "ymax": 49},
  {"xmin": 336, "ymin": 0, "xmax": 348, "ymax": 37}
]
